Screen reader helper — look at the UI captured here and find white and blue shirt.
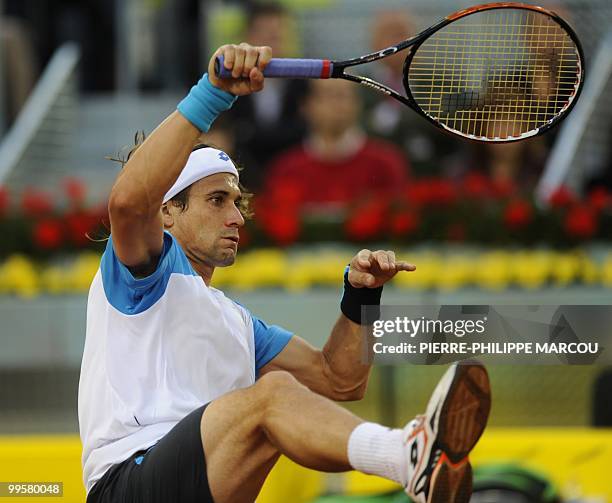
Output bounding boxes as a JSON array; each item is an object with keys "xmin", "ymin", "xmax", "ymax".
[{"xmin": 78, "ymin": 231, "xmax": 292, "ymax": 492}]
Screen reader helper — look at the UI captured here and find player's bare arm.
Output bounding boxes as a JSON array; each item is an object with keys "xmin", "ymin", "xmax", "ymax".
[
  {"xmin": 107, "ymin": 43, "xmax": 271, "ymax": 274},
  {"xmin": 260, "ymin": 250, "xmax": 416, "ymax": 401}
]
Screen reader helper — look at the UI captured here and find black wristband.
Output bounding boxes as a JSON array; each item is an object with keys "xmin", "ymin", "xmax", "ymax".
[{"xmin": 340, "ymin": 265, "xmax": 383, "ymax": 325}]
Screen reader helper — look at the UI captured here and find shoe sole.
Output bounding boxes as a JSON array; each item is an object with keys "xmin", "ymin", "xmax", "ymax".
[
  {"xmin": 437, "ymin": 361, "xmax": 491, "ymax": 464},
  {"xmin": 408, "ymin": 361, "xmax": 490, "ymax": 503},
  {"xmin": 429, "ymin": 456, "xmax": 473, "ymax": 503}
]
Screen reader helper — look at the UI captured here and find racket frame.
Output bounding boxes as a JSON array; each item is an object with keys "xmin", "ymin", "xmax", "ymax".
[
  {"xmin": 332, "ymin": 2, "xmax": 585, "ymax": 142},
  {"xmin": 214, "ymin": 2, "xmax": 585, "ymax": 142}
]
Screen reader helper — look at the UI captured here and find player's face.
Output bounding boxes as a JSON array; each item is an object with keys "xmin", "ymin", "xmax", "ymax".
[{"xmin": 167, "ymin": 173, "xmax": 245, "ymax": 268}]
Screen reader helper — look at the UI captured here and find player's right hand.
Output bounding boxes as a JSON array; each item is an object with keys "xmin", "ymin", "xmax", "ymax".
[
  {"xmin": 208, "ymin": 43, "xmax": 271, "ymax": 96},
  {"xmin": 348, "ymin": 249, "xmax": 416, "ymax": 289}
]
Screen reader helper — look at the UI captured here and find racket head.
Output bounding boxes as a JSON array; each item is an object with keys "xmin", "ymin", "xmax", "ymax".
[{"xmin": 401, "ymin": 3, "xmax": 585, "ymax": 143}]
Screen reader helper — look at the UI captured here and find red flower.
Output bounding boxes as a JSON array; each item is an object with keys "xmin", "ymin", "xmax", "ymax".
[
  {"xmin": 33, "ymin": 218, "xmax": 63, "ymax": 250},
  {"xmin": 564, "ymin": 205, "xmax": 597, "ymax": 239},
  {"xmin": 404, "ymin": 180, "xmax": 430, "ymax": 207},
  {"xmin": 345, "ymin": 199, "xmax": 388, "ymax": 241},
  {"xmin": 63, "ymin": 177, "xmax": 87, "ymax": 208},
  {"xmin": 405, "ymin": 178, "xmax": 457, "ymax": 207},
  {"xmin": 490, "ymin": 178, "xmax": 517, "ymax": 199},
  {"xmin": 588, "ymin": 187, "xmax": 611, "ymax": 213},
  {"xmin": 389, "ymin": 210, "xmax": 419, "ymax": 237},
  {"xmin": 463, "ymin": 173, "xmax": 491, "ymax": 200},
  {"xmin": 258, "ymin": 203, "xmax": 300, "ymax": 246},
  {"xmin": 65, "ymin": 211, "xmax": 97, "ymax": 247},
  {"xmin": 21, "ymin": 188, "xmax": 54, "ymax": 216},
  {"xmin": 503, "ymin": 199, "xmax": 533, "ymax": 230},
  {"xmin": 429, "ymin": 179, "xmax": 457, "ymax": 206},
  {"xmin": 0, "ymin": 186, "xmax": 9, "ymax": 216},
  {"xmin": 268, "ymin": 212, "xmax": 300, "ymax": 246},
  {"xmin": 549, "ymin": 186, "xmax": 576, "ymax": 209}
]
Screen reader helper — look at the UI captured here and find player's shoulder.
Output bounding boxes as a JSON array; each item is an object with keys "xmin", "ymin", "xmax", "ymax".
[
  {"xmin": 99, "ymin": 230, "xmax": 199, "ymax": 314},
  {"xmin": 209, "ymin": 288, "xmax": 253, "ymax": 324}
]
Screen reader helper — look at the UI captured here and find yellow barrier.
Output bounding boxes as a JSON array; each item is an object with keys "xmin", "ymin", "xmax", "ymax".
[
  {"xmin": 1, "ymin": 429, "xmax": 611, "ymax": 502},
  {"xmin": 0, "ymin": 436, "xmax": 84, "ymax": 502}
]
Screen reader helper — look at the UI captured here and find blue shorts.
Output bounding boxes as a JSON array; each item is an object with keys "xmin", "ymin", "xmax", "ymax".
[{"xmin": 87, "ymin": 404, "xmax": 213, "ymax": 503}]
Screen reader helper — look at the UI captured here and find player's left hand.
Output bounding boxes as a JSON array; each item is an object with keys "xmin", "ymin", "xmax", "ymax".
[{"xmin": 348, "ymin": 249, "xmax": 416, "ymax": 289}]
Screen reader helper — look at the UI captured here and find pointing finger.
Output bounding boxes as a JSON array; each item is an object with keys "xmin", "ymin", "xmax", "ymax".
[{"xmin": 396, "ymin": 261, "xmax": 416, "ymax": 272}]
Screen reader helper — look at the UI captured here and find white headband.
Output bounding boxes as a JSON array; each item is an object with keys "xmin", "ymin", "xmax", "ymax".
[{"xmin": 163, "ymin": 147, "xmax": 239, "ymax": 203}]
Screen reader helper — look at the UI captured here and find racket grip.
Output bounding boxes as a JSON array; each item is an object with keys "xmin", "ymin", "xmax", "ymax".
[{"xmin": 214, "ymin": 55, "xmax": 333, "ymax": 79}]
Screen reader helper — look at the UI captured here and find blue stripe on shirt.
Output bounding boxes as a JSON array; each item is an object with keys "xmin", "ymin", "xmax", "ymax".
[
  {"xmin": 250, "ymin": 314, "xmax": 293, "ymax": 375},
  {"xmin": 100, "ymin": 231, "xmax": 197, "ymax": 315}
]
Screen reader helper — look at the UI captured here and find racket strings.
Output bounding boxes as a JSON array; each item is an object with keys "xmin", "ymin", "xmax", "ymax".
[{"xmin": 406, "ymin": 8, "xmax": 581, "ymax": 140}]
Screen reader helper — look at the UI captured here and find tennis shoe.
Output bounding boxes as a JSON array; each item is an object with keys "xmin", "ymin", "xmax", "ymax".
[{"xmin": 403, "ymin": 361, "xmax": 491, "ymax": 503}]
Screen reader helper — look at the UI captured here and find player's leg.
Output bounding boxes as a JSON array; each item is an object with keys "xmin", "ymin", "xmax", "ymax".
[
  {"xmin": 202, "ymin": 370, "xmax": 361, "ymax": 503},
  {"xmin": 203, "ymin": 362, "xmax": 491, "ymax": 503}
]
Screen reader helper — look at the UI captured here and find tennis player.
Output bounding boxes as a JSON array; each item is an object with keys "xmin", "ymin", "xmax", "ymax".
[{"xmin": 78, "ymin": 43, "xmax": 490, "ymax": 503}]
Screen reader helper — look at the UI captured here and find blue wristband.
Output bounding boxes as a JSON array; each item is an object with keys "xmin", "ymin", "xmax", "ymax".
[{"xmin": 177, "ymin": 73, "xmax": 237, "ymax": 132}]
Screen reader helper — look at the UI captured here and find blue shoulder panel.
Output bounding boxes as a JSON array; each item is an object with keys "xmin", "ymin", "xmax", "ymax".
[
  {"xmin": 250, "ymin": 314, "xmax": 293, "ymax": 374},
  {"xmin": 100, "ymin": 231, "xmax": 197, "ymax": 315}
]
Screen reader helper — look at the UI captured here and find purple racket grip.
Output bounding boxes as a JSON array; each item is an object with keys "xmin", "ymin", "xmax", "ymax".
[{"xmin": 215, "ymin": 55, "xmax": 333, "ymax": 79}]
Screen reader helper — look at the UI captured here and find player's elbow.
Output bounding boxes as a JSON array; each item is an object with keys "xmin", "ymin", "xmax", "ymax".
[
  {"xmin": 325, "ymin": 368, "xmax": 370, "ymax": 401},
  {"xmin": 329, "ymin": 380, "xmax": 368, "ymax": 401},
  {"xmin": 320, "ymin": 352, "xmax": 370, "ymax": 401},
  {"xmin": 109, "ymin": 189, "xmax": 134, "ymax": 215},
  {"xmin": 108, "ymin": 188, "xmax": 149, "ymax": 221}
]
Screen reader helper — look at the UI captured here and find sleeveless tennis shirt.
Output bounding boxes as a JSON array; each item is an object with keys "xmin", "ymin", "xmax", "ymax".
[{"xmin": 78, "ymin": 231, "xmax": 292, "ymax": 492}]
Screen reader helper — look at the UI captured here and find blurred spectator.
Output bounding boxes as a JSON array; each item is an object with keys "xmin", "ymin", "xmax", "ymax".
[
  {"xmin": 229, "ymin": 1, "xmax": 307, "ymax": 189},
  {"xmin": 0, "ymin": 15, "xmax": 37, "ymax": 125},
  {"xmin": 263, "ymin": 79, "xmax": 409, "ymax": 210},
  {"xmin": 450, "ymin": 133, "xmax": 549, "ymax": 190},
  {"xmin": 4, "ymin": 0, "xmax": 115, "ymax": 92},
  {"xmin": 364, "ymin": 10, "xmax": 458, "ymax": 176},
  {"xmin": 203, "ymin": 114, "xmax": 237, "ymax": 159}
]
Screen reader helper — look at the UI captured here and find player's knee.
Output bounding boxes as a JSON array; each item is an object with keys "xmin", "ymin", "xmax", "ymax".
[{"xmin": 256, "ymin": 370, "xmax": 303, "ymax": 399}]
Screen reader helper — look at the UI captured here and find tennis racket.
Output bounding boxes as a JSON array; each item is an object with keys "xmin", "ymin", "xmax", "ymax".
[{"xmin": 215, "ymin": 2, "xmax": 584, "ymax": 143}]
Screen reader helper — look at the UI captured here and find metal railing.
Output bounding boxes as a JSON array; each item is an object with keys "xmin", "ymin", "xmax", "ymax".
[{"xmin": 0, "ymin": 42, "xmax": 80, "ymax": 190}]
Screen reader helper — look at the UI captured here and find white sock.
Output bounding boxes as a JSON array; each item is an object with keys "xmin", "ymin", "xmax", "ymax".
[{"xmin": 347, "ymin": 422, "xmax": 407, "ymax": 486}]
